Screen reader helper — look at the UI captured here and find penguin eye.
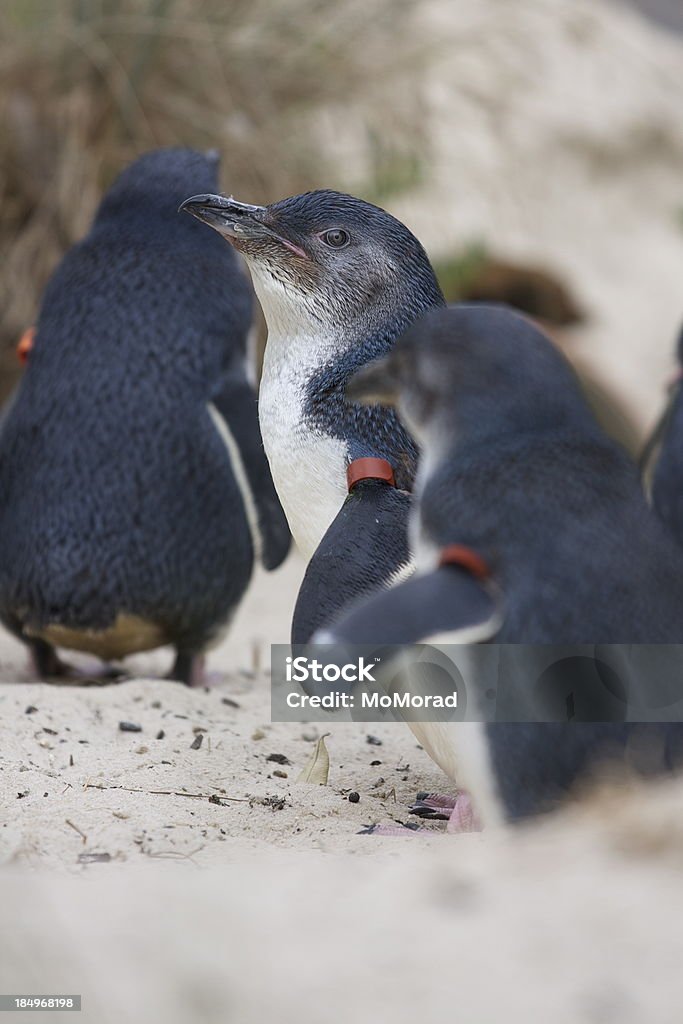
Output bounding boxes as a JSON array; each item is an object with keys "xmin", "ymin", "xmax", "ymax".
[{"xmin": 320, "ymin": 228, "xmax": 350, "ymax": 249}]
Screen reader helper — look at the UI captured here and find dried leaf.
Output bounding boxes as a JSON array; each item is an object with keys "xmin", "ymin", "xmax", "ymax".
[{"xmin": 297, "ymin": 733, "xmax": 330, "ymax": 785}]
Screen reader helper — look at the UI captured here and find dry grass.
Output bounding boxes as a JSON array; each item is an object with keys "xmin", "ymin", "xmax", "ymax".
[{"xmin": 0, "ymin": 0, "xmax": 425, "ymax": 377}]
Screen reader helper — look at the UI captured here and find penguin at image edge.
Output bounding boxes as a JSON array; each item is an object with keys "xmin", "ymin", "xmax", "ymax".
[
  {"xmin": 0, "ymin": 147, "xmax": 290, "ymax": 684},
  {"xmin": 315, "ymin": 304, "xmax": 683, "ymax": 827}
]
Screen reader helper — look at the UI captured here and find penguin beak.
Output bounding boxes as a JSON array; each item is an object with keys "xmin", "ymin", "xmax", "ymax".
[
  {"xmin": 180, "ymin": 193, "xmax": 268, "ymax": 238},
  {"xmin": 346, "ymin": 356, "xmax": 400, "ymax": 408},
  {"xmin": 179, "ymin": 193, "xmax": 308, "ymax": 259}
]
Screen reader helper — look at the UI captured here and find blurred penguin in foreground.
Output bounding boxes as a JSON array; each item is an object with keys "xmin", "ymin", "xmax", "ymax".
[
  {"xmin": 320, "ymin": 305, "xmax": 683, "ymax": 826},
  {"xmin": 0, "ymin": 148, "xmax": 289, "ymax": 684}
]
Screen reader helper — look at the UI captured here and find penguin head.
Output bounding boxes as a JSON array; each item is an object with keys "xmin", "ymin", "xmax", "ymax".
[
  {"xmin": 96, "ymin": 147, "xmax": 221, "ymax": 233},
  {"xmin": 346, "ymin": 304, "xmax": 596, "ymax": 450},
  {"xmin": 180, "ymin": 189, "xmax": 443, "ymax": 338}
]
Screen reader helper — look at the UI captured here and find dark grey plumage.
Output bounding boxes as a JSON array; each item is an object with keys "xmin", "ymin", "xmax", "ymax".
[
  {"xmin": 346, "ymin": 304, "xmax": 683, "ymax": 643},
  {"xmin": 320, "ymin": 305, "xmax": 683, "ymax": 822},
  {"xmin": 291, "ymin": 482, "xmax": 411, "ymax": 645},
  {"xmin": 0, "ymin": 147, "xmax": 289, "ymax": 682},
  {"xmin": 648, "ymin": 325, "xmax": 683, "ymax": 547}
]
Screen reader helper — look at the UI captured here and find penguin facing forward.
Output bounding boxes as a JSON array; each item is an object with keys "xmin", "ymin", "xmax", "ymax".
[
  {"xmin": 0, "ymin": 148, "xmax": 290, "ymax": 684},
  {"xmin": 318, "ymin": 305, "xmax": 683, "ymax": 826},
  {"xmin": 180, "ymin": 190, "xmax": 444, "ymax": 640}
]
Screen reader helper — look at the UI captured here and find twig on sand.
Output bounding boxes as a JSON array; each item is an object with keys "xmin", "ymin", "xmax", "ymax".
[
  {"xmin": 65, "ymin": 818, "xmax": 88, "ymax": 844},
  {"xmin": 144, "ymin": 847, "xmax": 204, "ymax": 868},
  {"xmin": 83, "ymin": 781, "xmax": 249, "ymax": 802}
]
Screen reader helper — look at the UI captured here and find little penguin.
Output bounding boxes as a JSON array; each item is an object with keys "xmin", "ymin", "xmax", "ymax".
[
  {"xmin": 180, "ymin": 189, "xmax": 444, "ymax": 640},
  {"xmin": 317, "ymin": 304, "xmax": 683, "ymax": 826},
  {"xmin": 0, "ymin": 147, "xmax": 290, "ymax": 684},
  {"xmin": 644, "ymin": 324, "xmax": 683, "ymax": 546}
]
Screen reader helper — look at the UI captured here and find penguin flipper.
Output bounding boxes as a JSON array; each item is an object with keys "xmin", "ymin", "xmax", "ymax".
[
  {"xmin": 641, "ymin": 380, "xmax": 678, "ymax": 486},
  {"xmin": 292, "ymin": 480, "xmax": 413, "ymax": 645},
  {"xmin": 210, "ymin": 369, "xmax": 291, "ymax": 570},
  {"xmin": 314, "ymin": 563, "xmax": 501, "ymax": 646},
  {"xmin": 648, "ymin": 394, "xmax": 683, "ymax": 547}
]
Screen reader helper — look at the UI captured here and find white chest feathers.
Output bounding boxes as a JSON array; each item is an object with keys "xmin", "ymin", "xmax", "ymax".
[{"xmin": 258, "ymin": 331, "xmax": 349, "ymax": 561}]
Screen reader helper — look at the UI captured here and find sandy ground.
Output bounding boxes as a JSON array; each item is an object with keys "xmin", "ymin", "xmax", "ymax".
[
  {"xmin": 0, "ymin": 553, "xmax": 448, "ymax": 869},
  {"xmin": 2, "ymin": 2, "xmax": 683, "ymax": 1019},
  {"xmin": 2, "ymin": 554, "xmax": 683, "ymax": 1023}
]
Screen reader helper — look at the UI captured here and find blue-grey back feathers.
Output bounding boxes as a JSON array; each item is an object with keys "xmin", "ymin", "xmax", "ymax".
[{"xmin": 0, "ymin": 147, "xmax": 289, "ymax": 659}]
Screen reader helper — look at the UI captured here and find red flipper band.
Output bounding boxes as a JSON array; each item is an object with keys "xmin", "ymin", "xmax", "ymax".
[
  {"xmin": 17, "ymin": 326, "xmax": 35, "ymax": 365},
  {"xmin": 439, "ymin": 544, "xmax": 490, "ymax": 581},
  {"xmin": 346, "ymin": 457, "xmax": 396, "ymax": 492}
]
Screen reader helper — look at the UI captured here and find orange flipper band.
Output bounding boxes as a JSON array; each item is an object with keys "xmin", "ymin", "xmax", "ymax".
[
  {"xmin": 439, "ymin": 544, "xmax": 490, "ymax": 581},
  {"xmin": 346, "ymin": 457, "xmax": 396, "ymax": 492},
  {"xmin": 17, "ymin": 326, "xmax": 36, "ymax": 365}
]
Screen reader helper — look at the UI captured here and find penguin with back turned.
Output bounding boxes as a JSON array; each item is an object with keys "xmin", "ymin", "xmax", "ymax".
[
  {"xmin": 0, "ymin": 148, "xmax": 290, "ymax": 684},
  {"xmin": 180, "ymin": 189, "xmax": 445, "ymax": 640},
  {"xmin": 319, "ymin": 305, "xmax": 683, "ymax": 825}
]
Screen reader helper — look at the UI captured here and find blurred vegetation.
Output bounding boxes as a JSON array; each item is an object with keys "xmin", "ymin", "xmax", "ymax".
[
  {"xmin": 432, "ymin": 243, "xmax": 490, "ymax": 301},
  {"xmin": 0, "ymin": 0, "xmax": 594, "ymax": 410},
  {"xmin": 435, "ymin": 244, "xmax": 585, "ymax": 326},
  {"xmin": 0, "ymin": 0, "xmax": 427, "ymax": 395}
]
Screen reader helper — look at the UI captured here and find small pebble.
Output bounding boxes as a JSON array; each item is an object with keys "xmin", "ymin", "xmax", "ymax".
[
  {"xmin": 266, "ymin": 753, "xmax": 291, "ymax": 765},
  {"xmin": 366, "ymin": 735, "xmax": 382, "ymax": 746},
  {"xmin": 25, "ymin": 706, "xmax": 38, "ymax": 715},
  {"xmin": 370, "ymin": 760, "xmax": 382, "ymax": 766},
  {"xmin": 156, "ymin": 730, "xmax": 165, "ymax": 740},
  {"xmin": 348, "ymin": 792, "xmax": 360, "ymax": 803},
  {"xmin": 221, "ymin": 697, "xmax": 240, "ymax": 709},
  {"xmin": 273, "ymin": 769, "xmax": 288, "ymax": 779},
  {"xmin": 119, "ymin": 721, "xmax": 142, "ymax": 733},
  {"xmin": 190, "ymin": 734, "xmax": 204, "ymax": 750},
  {"xmin": 252, "ymin": 729, "xmax": 266, "ymax": 741}
]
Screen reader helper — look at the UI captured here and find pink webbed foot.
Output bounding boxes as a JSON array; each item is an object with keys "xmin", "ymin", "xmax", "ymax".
[
  {"xmin": 167, "ymin": 652, "xmax": 206, "ymax": 687},
  {"xmin": 411, "ymin": 791, "xmax": 483, "ymax": 833},
  {"xmin": 446, "ymin": 793, "xmax": 482, "ymax": 833},
  {"xmin": 358, "ymin": 792, "xmax": 483, "ymax": 836}
]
